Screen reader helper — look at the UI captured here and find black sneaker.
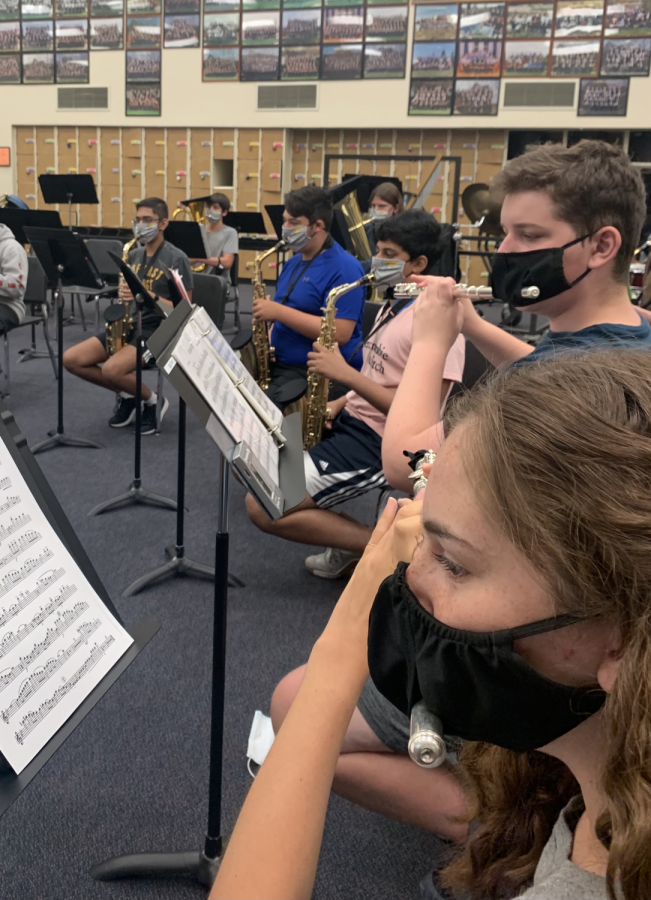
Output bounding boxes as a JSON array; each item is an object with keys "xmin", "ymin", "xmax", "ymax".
[
  {"xmin": 109, "ymin": 396, "xmax": 138, "ymax": 428},
  {"xmin": 140, "ymin": 396, "xmax": 169, "ymax": 435}
]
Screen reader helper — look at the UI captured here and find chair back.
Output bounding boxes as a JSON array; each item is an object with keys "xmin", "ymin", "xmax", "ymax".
[
  {"xmin": 230, "ymin": 253, "xmax": 239, "ymax": 288},
  {"xmin": 84, "ymin": 238, "xmax": 124, "ymax": 286},
  {"xmin": 192, "ymin": 273, "xmax": 228, "ymax": 330},
  {"xmin": 362, "ymin": 299, "xmax": 383, "ymax": 340},
  {"xmin": 24, "ymin": 256, "xmax": 48, "ymax": 305},
  {"xmin": 447, "ymin": 340, "xmax": 493, "ymax": 401}
]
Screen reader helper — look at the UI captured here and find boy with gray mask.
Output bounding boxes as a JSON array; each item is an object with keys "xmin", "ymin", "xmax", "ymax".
[{"xmin": 190, "ymin": 192, "xmax": 238, "ymax": 283}]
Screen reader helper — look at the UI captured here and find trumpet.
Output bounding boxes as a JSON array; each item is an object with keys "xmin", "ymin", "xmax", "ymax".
[{"xmin": 393, "ymin": 282, "xmax": 540, "ymax": 302}]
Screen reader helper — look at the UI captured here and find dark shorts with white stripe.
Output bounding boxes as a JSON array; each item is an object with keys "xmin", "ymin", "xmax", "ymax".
[{"xmin": 305, "ymin": 410, "xmax": 388, "ymax": 509}]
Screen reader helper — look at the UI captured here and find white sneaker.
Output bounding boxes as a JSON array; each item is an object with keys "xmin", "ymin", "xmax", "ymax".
[{"xmin": 305, "ymin": 547, "xmax": 360, "ymax": 579}]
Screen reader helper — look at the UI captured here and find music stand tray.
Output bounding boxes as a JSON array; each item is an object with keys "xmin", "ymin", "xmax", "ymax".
[
  {"xmin": 38, "ymin": 174, "xmax": 99, "ymax": 230},
  {"xmin": 165, "ymin": 221, "xmax": 209, "ymax": 260}
]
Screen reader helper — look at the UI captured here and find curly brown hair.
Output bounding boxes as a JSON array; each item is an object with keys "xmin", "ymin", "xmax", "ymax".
[
  {"xmin": 440, "ymin": 348, "xmax": 651, "ymax": 900},
  {"xmin": 492, "ymin": 140, "xmax": 646, "ymax": 282}
]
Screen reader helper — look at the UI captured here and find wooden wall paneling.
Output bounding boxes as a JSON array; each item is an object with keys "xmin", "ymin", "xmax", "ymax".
[
  {"xmin": 375, "ymin": 129, "xmax": 394, "ymax": 177},
  {"xmin": 16, "ymin": 127, "xmax": 37, "ymax": 208},
  {"xmin": 15, "ymin": 127, "xmax": 35, "ymax": 160},
  {"xmin": 260, "ymin": 158, "xmax": 282, "ymax": 195},
  {"xmin": 78, "ymin": 126, "xmax": 98, "ymax": 177},
  {"xmin": 307, "ymin": 129, "xmax": 324, "ymax": 186},
  {"xmin": 467, "ymin": 254, "xmax": 488, "ymax": 287},
  {"xmin": 214, "ymin": 129, "xmax": 235, "ymax": 161},
  {"xmin": 475, "ymin": 162, "xmax": 502, "ymax": 187},
  {"xmin": 57, "ymin": 127, "xmax": 78, "ymax": 174},
  {"xmin": 476, "ymin": 129, "xmax": 506, "ymax": 166},
  {"xmin": 324, "ymin": 129, "xmax": 342, "ymax": 187},
  {"xmin": 167, "ymin": 128, "xmax": 189, "ymax": 209},
  {"xmin": 144, "ymin": 128, "xmax": 166, "ymax": 200},
  {"xmin": 100, "ymin": 127, "xmax": 121, "ymax": 161},
  {"xmin": 260, "ymin": 189, "xmax": 279, "ymax": 239},
  {"xmin": 102, "ymin": 160, "xmax": 121, "ymax": 187},
  {"xmin": 122, "ymin": 184, "xmax": 142, "ymax": 226},
  {"xmin": 122, "ymin": 127, "xmax": 143, "ymax": 226},
  {"xmin": 190, "ymin": 127, "xmax": 212, "ymax": 195},
  {"xmin": 260, "ymin": 128, "xmax": 284, "ymax": 160},
  {"xmin": 238, "ymin": 248, "xmax": 257, "ymax": 281},
  {"xmin": 35, "ymin": 127, "xmax": 57, "ymax": 210},
  {"xmin": 291, "ymin": 128, "xmax": 308, "ymax": 186},
  {"xmin": 342, "ymin": 129, "xmax": 360, "ymax": 177},
  {"xmin": 260, "ymin": 129, "xmax": 283, "ymax": 210},
  {"xmin": 167, "ymin": 186, "xmax": 188, "ymax": 215},
  {"xmin": 101, "ymin": 185, "xmax": 122, "ymax": 227},
  {"xmin": 421, "ymin": 129, "xmax": 448, "ymax": 155},
  {"xmin": 238, "ymin": 128, "xmax": 261, "ymax": 161},
  {"xmin": 122, "ymin": 127, "xmax": 142, "ymax": 159}
]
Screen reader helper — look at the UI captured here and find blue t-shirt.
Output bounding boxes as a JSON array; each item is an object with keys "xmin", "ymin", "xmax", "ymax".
[
  {"xmin": 513, "ymin": 315, "xmax": 651, "ymax": 367},
  {"xmin": 271, "ymin": 239, "xmax": 366, "ymax": 369}
]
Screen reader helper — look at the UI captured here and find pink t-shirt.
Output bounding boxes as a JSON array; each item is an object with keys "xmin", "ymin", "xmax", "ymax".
[{"xmin": 345, "ymin": 302, "xmax": 466, "ymax": 438}]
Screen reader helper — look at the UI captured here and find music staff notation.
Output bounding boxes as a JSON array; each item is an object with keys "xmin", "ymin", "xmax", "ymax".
[
  {"xmin": 0, "ymin": 586, "xmax": 80, "ymax": 694},
  {"xmin": 0, "ymin": 548, "xmax": 54, "ymax": 599},
  {"xmin": 0, "ymin": 531, "xmax": 41, "ymax": 571},
  {"xmin": 0, "ymin": 594, "xmax": 85, "ymax": 662},
  {"xmin": 0, "ymin": 496, "xmax": 20, "ymax": 515},
  {"xmin": 0, "ymin": 568, "xmax": 65, "ymax": 630},
  {"xmin": 1, "ymin": 619, "xmax": 100, "ymax": 722},
  {"xmin": 0, "ymin": 514, "xmax": 31, "ymax": 545},
  {"xmin": 14, "ymin": 635, "xmax": 115, "ymax": 745},
  {"xmin": 0, "ymin": 477, "xmax": 12, "ymax": 491}
]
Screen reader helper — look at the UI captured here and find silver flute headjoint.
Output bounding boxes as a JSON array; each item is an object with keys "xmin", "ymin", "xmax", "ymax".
[{"xmin": 393, "ymin": 282, "xmax": 540, "ymax": 301}]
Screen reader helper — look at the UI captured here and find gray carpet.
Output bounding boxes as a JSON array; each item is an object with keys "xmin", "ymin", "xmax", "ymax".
[{"xmin": 0, "ymin": 289, "xmax": 446, "ymax": 900}]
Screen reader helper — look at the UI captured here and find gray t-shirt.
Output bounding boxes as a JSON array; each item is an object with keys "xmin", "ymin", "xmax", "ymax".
[
  {"xmin": 517, "ymin": 798, "xmax": 608, "ymax": 899},
  {"xmin": 201, "ymin": 223, "xmax": 238, "ymax": 283}
]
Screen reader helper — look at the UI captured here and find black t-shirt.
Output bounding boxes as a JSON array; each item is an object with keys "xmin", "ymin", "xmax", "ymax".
[{"xmin": 128, "ymin": 240, "xmax": 194, "ymax": 329}]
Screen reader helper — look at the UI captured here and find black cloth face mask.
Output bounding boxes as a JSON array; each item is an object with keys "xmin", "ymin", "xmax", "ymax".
[
  {"xmin": 490, "ymin": 234, "xmax": 593, "ymax": 308},
  {"xmin": 367, "ymin": 563, "xmax": 606, "ymax": 752}
]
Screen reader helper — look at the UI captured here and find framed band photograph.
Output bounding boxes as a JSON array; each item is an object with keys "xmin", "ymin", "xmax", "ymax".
[
  {"xmin": 578, "ymin": 75, "xmax": 629, "ymax": 114},
  {"xmin": 90, "ymin": 0, "xmax": 124, "ymax": 15},
  {"xmin": 23, "ymin": 20, "xmax": 53, "ymax": 50},
  {"xmin": 554, "ymin": 0, "xmax": 604, "ymax": 37},
  {"xmin": 604, "ymin": 0, "xmax": 651, "ymax": 34},
  {"xmin": 21, "ymin": 0, "xmax": 53, "ymax": 19},
  {"xmin": 281, "ymin": 42, "xmax": 320, "ymax": 77},
  {"xmin": 0, "ymin": 21, "xmax": 21, "ymax": 51},
  {"xmin": 240, "ymin": 44, "xmax": 279, "ymax": 77},
  {"xmin": 22, "ymin": 51, "xmax": 54, "ymax": 81},
  {"xmin": 125, "ymin": 81, "xmax": 161, "ymax": 114},
  {"xmin": 55, "ymin": 0, "xmax": 88, "ymax": 17},
  {"xmin": 600, "ymin": 36, "xmax": 651, "ymax": 75},
  {"xmin": 364, "ymin": 5, "xmax": 407, "ymax": 41},
  {"xmin": 363, "ymin": 40, "xmax": 405, "ymax": 75},
  {"xmin": 453, "ymin": 76, "xmax": 500, "ymax": 113},
  {"xmin": 202, "ymin": 45, "xmax": 239, "ymax": 78},
  {"xmin": 0, "ymin": 0, "xmax": 20, "ymax": 19},
  {"xmin": 505, "ymin": 1, "xmax": 553, "ymax": 36},
  {"xmin": 0, "ymin": 52, "xmax": 20, "ymax": 81},
  {"xmin": 408, "ymin": 77, "xmax": 453, "ymax": 114},
  {"xmin": 321, "ymin": 41, "xmax": 362, "ymax": 76},
  {"xmin": 323, "ymin": 7, "xmax": 364, "ymax": 41},
  {"xmin": 551, "ymin": 38, "xmax": 599, "ymax": 75},
  {"xmin": 203, "ymin": 12, "xmax": 240, "ymax": 45},
  {"xmin": 126, "ymin": 47, "xmax": 160, "ymax": 79},
  {"xmin": 281, "ymin": 8, "xmax": 321, "ymax": 44},
  {"xmin": 164, "ymin": 0, "xmax": 199, "ymax": 12},
  {"xmin": 459, "ymin": 2, "xmax": 505, "ymax": 39},
  {"xmin": 55, "ymin": 49, "xmax": 88, "ymax": 81},
  {"xmin": 503, "ymin": 38, "xmax": 551, "ymax": 75},
  {"xmin": 90, "ymin": 17, "xmax": 123, "ymax": 48},
  {"xmin": 411, "ymin": 40, "xmax": 455, "ymax": 77},
  {"xmin": 414, "ymin": 4, "xmax": 458, "ymax": 40},
  {"xmin": 456, "ymin": 39, "xmax": 502, "ymax": 76},
  {"xmin": 55, "ymin": 18, "xmax": 88, "ymax": 50},
  {"xmin": 126, "ymin": 15, "xmax": 161, "ymax": 47},
  {"xmin": 241, "ymin": 10, "xmax": 279, "ymax": 43},
  {"xmin": 163, "ymin": 12, "xmax": 200, "ymax": 45}
]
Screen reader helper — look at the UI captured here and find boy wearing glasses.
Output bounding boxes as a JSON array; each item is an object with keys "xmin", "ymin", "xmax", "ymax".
[{"xmin": 63, "ymin": 197, "xmax": 193, "ymax": 434}]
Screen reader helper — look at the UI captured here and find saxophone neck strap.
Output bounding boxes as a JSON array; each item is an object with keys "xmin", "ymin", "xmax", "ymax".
[
  {"xmin": 345, "ymin": 295, "xmax": 415, "ymax": 364},
  {"xmin": 277, "ymin": 234, "xmax": 333, "ymax": 306}
]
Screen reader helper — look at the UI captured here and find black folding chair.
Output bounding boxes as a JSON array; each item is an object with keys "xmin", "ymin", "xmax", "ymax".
[
  {"xmin": 12, "ymin": 255, "xmax": 58, "ymax": 385},
  {"xmin": 222, "ymin": 252, "xmax": 241, "ymax": 334},
  {"xmin": 84, "ymin": 238, "xmax": 123, "ymax": 330}
]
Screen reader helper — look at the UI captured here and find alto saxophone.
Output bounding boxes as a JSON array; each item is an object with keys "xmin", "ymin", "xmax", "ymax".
[
  {"xmin": 105, "ymin": 237, "xmax": 137, "ymax": 356},
  {"xmin": 249, "ymin": 239, "xmax": 287, "ymax": 390},
  {"xmin": 303, "ymin": 273, "xmax": 373, "ymax": 451}
]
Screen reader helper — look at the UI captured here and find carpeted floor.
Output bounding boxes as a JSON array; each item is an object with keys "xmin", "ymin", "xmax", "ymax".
[{"xmin": 0, "ymin": 288, "xmax": 447, "ymax": 900}]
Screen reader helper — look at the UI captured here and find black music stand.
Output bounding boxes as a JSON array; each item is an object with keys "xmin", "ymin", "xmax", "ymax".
[
  {"xmin": 88, "ymin": 253, "xmax": 176, "ymax": 517},
  {"xmin": 164, "ymin": 220, "xmax": 209, "ymax": 260},
  {"xmin": 0, "ymin": 208, "xmax": 63, "ymax": 246},
  {"xmin": 24, "ymin": 227, "xmax": 105, "ymax": 454},
  {"xmin": 90, "ymin": 301, "xmax": 305, "ymax": 888},
  {"xmin": 228, "ymin": 211, "xmax": 266, "ymax": 234},
  {"xmin": 38, "ymin": 173, "xmax": 98, "ymax": 231}
]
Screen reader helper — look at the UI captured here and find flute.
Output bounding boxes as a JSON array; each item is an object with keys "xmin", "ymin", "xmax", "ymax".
[{"xmin": 393, "ymin": 282, "xmax": 540, "ymax": 302}]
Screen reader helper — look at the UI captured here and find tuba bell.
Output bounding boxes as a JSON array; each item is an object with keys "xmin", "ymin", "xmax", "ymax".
[{"xmin": 173, "ymin": 197, "xmax": 208, "ymax": 272}]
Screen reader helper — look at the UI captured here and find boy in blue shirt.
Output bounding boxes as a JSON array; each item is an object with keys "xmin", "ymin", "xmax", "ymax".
[{"xmin": 251, "ymin": 185, "xmax": 365, "ymax": 410}]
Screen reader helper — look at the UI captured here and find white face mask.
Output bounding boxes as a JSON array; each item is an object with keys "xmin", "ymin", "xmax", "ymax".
[
  {"xmin": 370, "ymin": 256, "xmax": 406, "ymax": 286},
  {"xmin": 206, "ymin": 209, "xmax": 222, "ymax": 224},
  {"xmin": 369, "ymin": 208, "xmax": 390, "ymax": 222},
  {"xmin": 133, "ymin": 222, "xmax": 159, "ymax": 244},
  {"xmin": 247, "ymin": 710, "xmax": 275, "ymax": 769}
]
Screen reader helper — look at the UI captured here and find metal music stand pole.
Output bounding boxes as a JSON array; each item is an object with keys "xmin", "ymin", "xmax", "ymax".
[
  {"xmin": 122, "ymin": 395, "xmax": 221, "ymax": 596},
  {"xmin": 89, "ymin": 298, "xmax": 176, "ymax": 516},
  {"xmin": 90, "ymin": 451, "xmax": 234, "ymax": 886}
]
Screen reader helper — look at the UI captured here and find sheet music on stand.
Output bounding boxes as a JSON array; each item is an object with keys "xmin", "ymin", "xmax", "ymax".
[
  {"xmin": 169, "ymin": 306, "xmax": 283, "ymax": 489},
  {"xmin": 0, "ymin": 440, "xmax": 133, "ymax": 775}
]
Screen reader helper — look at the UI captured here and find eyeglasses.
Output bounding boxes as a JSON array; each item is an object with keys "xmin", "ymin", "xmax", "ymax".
[{"xmin": 133, "ymin": 217, "xmax": 159, "ymax": 225}]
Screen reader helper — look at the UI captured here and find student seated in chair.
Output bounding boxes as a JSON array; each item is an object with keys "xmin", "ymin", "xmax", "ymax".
[
  {"xmin": 245, "ymin": 209, "xmax": 464, "ymax": 579},
  {"xmin": 63, "ymin": 197, "xmax": 193, "ymax": 435},
  {"xmin": 190, "ymin": 192, "xmax": 238, "ymax": 283},
  {"xmin": 0, "ymin": 223, "xmax": 27, "ymax": 336}
]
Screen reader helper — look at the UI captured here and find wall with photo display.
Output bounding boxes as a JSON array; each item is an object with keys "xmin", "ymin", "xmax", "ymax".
[{"xmin": 408, "ymin": 0, "xmax": 651, "ymax": 116}]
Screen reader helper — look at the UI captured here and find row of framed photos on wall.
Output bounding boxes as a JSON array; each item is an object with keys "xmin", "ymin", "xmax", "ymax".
[{"xmin": 408, "ymin": 74, "xmax": 630, "ymax": 115}]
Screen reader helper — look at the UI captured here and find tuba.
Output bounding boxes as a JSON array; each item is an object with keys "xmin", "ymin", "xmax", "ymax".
[
  {"xmin": 241, "ymin": 239, "xmax": 287, "ymax": 390},
  {"xmin": 173, "ymin": 197, "xmax": 207, "ymax": 272},
  {"xmin": 105, "ymin": 237, "xmax": 137, "ymax": 356},
  {"xmin": 303, "ymin": 272, "xmax": 374, "ymax": 450}
]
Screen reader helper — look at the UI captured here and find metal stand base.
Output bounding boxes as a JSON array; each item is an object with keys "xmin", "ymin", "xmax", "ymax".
[
  {"xmin": 122, "ymin": 543, "xmax": 216, "ymax": 597},
  {"xmin": 89, "ymin": 479, "xmax": 177, "ymax": 516},
  {"xmin": 90, "ymin": 848, "xmax": 220, "ymax": 886},
  {"xmin": 32, "ymin": 431, "xmax": 103, "ymax": 454}
]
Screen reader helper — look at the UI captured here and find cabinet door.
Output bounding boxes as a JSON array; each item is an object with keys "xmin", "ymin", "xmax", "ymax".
[
  {"xmin": 35, "ymin": 127, "xmax": 56, "ymax": 171},
  {"xmin": 260, "ymin": 159, "xmax": 282, "ymax": 194},
  {"xmin": 190, "ymin": 128, "xmax": 212, "ymax": 188},
  {"xmin": 238, "ymin": 128, "xmax": 260, "ymax": 161},
  {"xmin": 214, "ymin": 128, "xmax": 235, "ymax": 160},
  {"xmin": 101, "ymin": 186, "xmax": 122, "ymax": 227},
  {"xmin": 16, "ymin": 127, "xmax": 36, "ymax": 160},
  {"xmin": 100, "ymin": 127, "xmax": 121, "ymax": 159},
  {"xmin": 145, "ymin": 128, "xmax": 166, "ymax": 159},
  {"xmin": 123, "ymin": 127, "xmax": 142, "ymax": 158}
]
